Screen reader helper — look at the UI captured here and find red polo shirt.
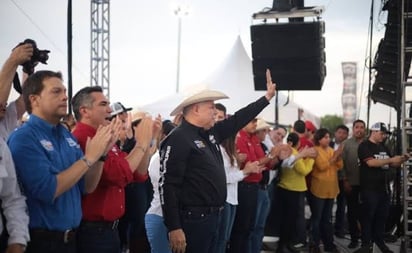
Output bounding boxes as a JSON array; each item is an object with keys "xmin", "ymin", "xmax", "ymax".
[
  {"xmin": 72, "ymin": 122, "xmax": 148, "ymax": 222},
  {"xmin": 236, "ymin": 130, "xmax": 267, "ymax": 183}
]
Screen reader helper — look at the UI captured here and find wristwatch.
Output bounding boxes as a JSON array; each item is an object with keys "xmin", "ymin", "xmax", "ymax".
[{"xmin": 81, "ymin": 156, "xmax": 93, "ymax": 168}]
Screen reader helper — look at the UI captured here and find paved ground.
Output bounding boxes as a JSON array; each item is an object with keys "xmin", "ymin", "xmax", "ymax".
[{"xmin": 261, "ymin": 235, "xmax": 403, "ymax": 253}]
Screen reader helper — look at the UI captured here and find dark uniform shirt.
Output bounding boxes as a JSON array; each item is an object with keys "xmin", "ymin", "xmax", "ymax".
[
  {"xmin": 159, "ymin": 96, "xmax": 269, "ymax": 231},
  {"xmin": 358, "ymin": 139, "xmax": 392, "ymax": 193}
]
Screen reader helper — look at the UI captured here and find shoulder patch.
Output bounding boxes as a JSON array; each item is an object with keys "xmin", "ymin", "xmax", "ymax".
[
  {"xmin": 40, "ymin": 139, "xmax": 54, "ymax": 151},
  {"xmin": 194, "ymin": 140, "xmax": 206, "ymax": 149},
  {"xmin": 66, "ymin": 137, "xmax": 79, "ymax": 147}
]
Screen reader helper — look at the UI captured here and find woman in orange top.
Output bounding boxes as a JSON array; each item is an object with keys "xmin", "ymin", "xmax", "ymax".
[{"xmin": 309, "ymin": 128, "xmax": 343, "ymax": 253}]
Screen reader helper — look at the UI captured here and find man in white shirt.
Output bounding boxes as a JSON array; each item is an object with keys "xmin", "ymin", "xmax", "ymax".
[{"xmin": 0, "ymin": 42, "xmax": 33, "ymax": 252}]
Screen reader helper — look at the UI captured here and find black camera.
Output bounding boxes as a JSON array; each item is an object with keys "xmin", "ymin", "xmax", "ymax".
[{"xmin": 18, "ymin": 39, "xmax": 50, "ymax": 75}]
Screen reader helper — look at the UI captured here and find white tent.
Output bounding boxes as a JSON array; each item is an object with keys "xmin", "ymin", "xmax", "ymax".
[{"xmin": 139, "ymin": 36, "xmax": 320, "ymax": 127}]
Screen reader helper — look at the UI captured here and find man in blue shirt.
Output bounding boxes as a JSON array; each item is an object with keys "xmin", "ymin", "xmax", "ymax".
[{"xmin": 8, "ymin": 70, "xmax": 115, "ymax": 253}]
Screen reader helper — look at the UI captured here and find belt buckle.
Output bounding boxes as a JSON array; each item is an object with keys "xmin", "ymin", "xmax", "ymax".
[
  {"xmin": 63, "ymin": 229, "xmax": 71, "ymax": 243},
  {"xmin": 112, "ymin": 220, "xmax": 119, "ymax": 230}
]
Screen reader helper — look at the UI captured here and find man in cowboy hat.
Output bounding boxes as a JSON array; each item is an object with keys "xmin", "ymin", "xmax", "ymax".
[{"xmin": 159, "ymin": 70, "xmax": 280, "ymax": 253}]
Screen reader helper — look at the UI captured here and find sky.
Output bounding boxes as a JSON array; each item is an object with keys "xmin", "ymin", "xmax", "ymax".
[{"xmin": 0, "ymin": 0, "xmax": 398, "ymax": 127}]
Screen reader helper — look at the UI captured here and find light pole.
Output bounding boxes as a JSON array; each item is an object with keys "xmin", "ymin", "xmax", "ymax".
[{"xmin": 174, "ymin": 5, "xmax": 189, "ymax": 93}]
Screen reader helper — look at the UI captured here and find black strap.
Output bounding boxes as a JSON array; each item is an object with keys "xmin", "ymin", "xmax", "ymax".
[{"xmin": 13, "ymin": 72, "xmax": 22, "ymax": 94}]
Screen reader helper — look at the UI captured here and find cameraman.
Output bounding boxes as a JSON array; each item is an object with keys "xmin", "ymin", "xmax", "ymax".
[
  {"xmin": 0, "ymin": 43, "xmax": 33, "ymax": 253},
  {"xmin": 0, "ymin": 42, "xmax": 33, "ymax": 139}
]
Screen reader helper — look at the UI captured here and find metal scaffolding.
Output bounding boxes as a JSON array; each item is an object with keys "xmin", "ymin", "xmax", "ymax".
[{"xmin": 90, "ymin": 0, "xmax": 110, "ymax": 98}]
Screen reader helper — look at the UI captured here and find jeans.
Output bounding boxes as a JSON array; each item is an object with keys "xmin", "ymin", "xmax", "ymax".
[
  {"xmin": 145, "ymin": 214, "xmax": 171, "ymax": 253},
  {"xmin": 359, "ymin": 190, "xmax": 390, "ymax": 247},
  {"xmin": 265, "ymin": 181, "xmax": 280, "ymax": 237},
  {"xmin": 77, "ymin": 225, "xmax": 121, "ymax": 253},
  {"xmin": 229, "ymin": 182, "xmax": 258, "ymax": 253},
  {"xmin": 250, "ymin": 188, "xmax": 270, "ymax": 253},
  {"xmin": 215, "ymin": 202, "xmax": 237, "ymax": 253},
  {"xmin": 180, "ymin": 207, "xmax": 222, "ymax": 253},
  {"xmin": 309, "ymin": 192, "xmax": 335, "ymax": 251}
]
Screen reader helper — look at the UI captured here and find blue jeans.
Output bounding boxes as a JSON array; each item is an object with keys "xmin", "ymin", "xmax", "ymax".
[
  {"xmin": 145, "ymin": 214, "xmax": 171, "ymax": 253},
  {"xmin": 77, "ymin": 225, "xmax": 120, "ymax": 253},
  {"xmin": 215, "ymin": 202, "xmax": 237, "ymax": 253},
  {"xmin": 266, "ymin": 182, "xmax": 281, "ymax": 237},
  {"xmin": 309, "ymin": 192, "xmax": 335, "ymax": 251},
  {"xmin": 359, "ymin": 190, "xmax": 390, "ymax": 247},
  {"xmin": 180, "ymin": 207, "xmax": 222, "ymax": 253},
  {"xmin": 250, "ymin": 188, "xmax": 270, "ymax": 253}
]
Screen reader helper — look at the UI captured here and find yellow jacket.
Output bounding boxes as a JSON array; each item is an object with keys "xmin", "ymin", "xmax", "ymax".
[
  {"xmin": 310, "ymin": 146, "xmax": 343, "ymax": 199},
  {"xmin": 278, "ymin": 148, "xmax": 314, "ymax": 192}
]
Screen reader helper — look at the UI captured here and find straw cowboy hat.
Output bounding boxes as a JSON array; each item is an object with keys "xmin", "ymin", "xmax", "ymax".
[
  {"xmin": 255, "ymin": 118, "xmax": 271, "ymax": 132},
  {"xmin": 131, "ymin": 110, "xmax": 148, "ymax": 124},
  {"xmin": 170, "ymin": 89, "xmax": 229, "ymax": 116}
]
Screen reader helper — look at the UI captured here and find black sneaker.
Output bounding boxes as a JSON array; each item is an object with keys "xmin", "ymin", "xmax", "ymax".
[{"xmin": 348, "ymin": 241, "xmax": 359, "ymax": 249}]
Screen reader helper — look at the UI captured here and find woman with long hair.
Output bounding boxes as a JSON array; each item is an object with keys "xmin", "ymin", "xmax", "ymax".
[{"xmin": 215, "ymin": 134, "xmax": 261, "ymax": 253}]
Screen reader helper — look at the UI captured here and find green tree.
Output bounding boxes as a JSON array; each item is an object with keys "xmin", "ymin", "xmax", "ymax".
[{"xmin": 320, "ymin": 115, "xmax": 344, "ymax": 135}]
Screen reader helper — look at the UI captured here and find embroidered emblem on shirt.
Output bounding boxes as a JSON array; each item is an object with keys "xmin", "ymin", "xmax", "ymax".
[
  {"xmin": 40, "ymin": 140, "xmax": 54, "ymax": 151},
  {"xmin": 194, "ymin": 140, "xmax": 205, "ymax": 148},
  {"xmin": 66, "ymin": 137, "xmax": 78, "ymax": 147}
]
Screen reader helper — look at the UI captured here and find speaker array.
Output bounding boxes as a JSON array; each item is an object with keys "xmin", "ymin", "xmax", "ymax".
[{"xmin": 251, "ymin": 21, "xmax": 326, "ymax": 90}]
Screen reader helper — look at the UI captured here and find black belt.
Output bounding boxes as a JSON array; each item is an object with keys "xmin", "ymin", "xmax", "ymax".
[
  {"xmin": 181, "ymin": 206, "xmax": 224, "ymax": 215},
  {"xmin": 259, "ymin": 184, "xmax": 269, "ymax": 190},
  {"xmin": 30, "ymin": 228, "xmax": 76, "ymax": 244},
  {"xmin": 80, "ymin": 220, "xmax": 119, "ymax": 230}
]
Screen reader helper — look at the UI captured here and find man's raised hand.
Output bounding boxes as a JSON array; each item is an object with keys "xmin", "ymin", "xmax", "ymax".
[{"xmin": 264, "ymin": 69, "xmax": 277, "ymax": 101}]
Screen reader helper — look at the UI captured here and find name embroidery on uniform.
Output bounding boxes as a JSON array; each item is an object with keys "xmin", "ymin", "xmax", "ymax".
[
  {"xmin": 194, "ymin": 140, "xmax": 205, "ymax": 148},
  {"xmin": 66, "ymin": 137, "xmax": 78, "ymax": 147},
  {"xmin": 40, "ymin": 140, "xmax": 54, "ymax": 151}
]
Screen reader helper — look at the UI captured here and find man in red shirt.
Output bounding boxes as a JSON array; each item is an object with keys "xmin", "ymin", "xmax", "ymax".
[
  {"xmin": 230, "ymin": 118, "xmax": 290, "ymax": 253},
  {"xmin": 71, "ymin": 86, "xmax": 154, "ymax": 253}
]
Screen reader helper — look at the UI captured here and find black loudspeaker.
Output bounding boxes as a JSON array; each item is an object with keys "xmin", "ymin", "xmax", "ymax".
[{"xmin": 251, "ymin": 21, "xmax": 326, "ymax": 90}]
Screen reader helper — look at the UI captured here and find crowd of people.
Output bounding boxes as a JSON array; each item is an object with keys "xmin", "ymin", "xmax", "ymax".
[{"xmin": 0, "ymin": 42, "xmax": 410, "ymax": 253}]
